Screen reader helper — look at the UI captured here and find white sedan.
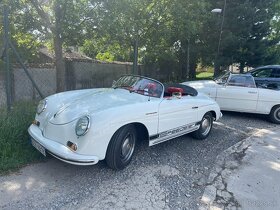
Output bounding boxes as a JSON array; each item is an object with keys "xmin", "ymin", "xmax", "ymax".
[
  {"xmin": 183, "ymin": 73, "xmax": 280, "ymax": 124},
  {"xmin": 28, "ymin": 75, "xmax": 221, "ymax": 170}
]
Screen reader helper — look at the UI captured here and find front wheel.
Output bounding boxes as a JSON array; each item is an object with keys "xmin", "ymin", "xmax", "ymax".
[
  {"xmin": 106, "ymin": 125, "xmax": 137, "ymax": 170},
  {"xmin": 269, "ymin": 105, "xmax": 280, "ymax": 124},
  {"xmin": 191, "ymin": 112, "xmax": 213, "ymax": 140}
]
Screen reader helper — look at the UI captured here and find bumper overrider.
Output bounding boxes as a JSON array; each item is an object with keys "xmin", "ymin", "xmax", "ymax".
[{"xmin": 28, "ymin": 124, "xmax": 99, "ymax": 165}]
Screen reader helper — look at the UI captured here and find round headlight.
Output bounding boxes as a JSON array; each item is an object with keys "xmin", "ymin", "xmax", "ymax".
[
  {"xmin": 37, "ymin": 99, "xmax": 47, "ymax": 115},
  {"xmin": 75, "ymin": 116, "xmax": 90, "ymax": 136}
]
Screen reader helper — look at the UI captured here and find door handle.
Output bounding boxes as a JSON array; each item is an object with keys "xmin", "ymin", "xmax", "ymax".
[
  {"xmin": 248, "ymin": 91, "xmax": 257, "ymax": 94},
  {"xmin": 192, "ymin": 106, "xmax": 198, "ymax": 109}
]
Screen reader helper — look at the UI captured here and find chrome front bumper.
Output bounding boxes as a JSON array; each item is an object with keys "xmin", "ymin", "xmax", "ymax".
[{"xmin": 28, "ymin": 124, "xmax": 99, "ymax": 165}]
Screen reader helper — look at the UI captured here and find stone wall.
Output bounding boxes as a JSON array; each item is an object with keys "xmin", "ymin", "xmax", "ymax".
[
  {"xmin": 0, "ymin": 61, "xmax": 160, "ymax": 108},
  {"xmin": 68, "ymin": 61, "xmax": 133, "ymax": 89},
  {"xmin": 13, "ymin": 67, "xmax": 56, "ymax": 101}
]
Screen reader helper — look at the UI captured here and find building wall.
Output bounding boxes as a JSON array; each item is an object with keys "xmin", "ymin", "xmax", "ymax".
[
  {"xmin": 0, "ymin": 61, "xmax": 158, "ymax": 108},
  {"xmin": 71, "ymin": 61, "xmax": 133, "ymax": 89},
  {"xmin": 13, "ymin": 68, "xmax": 56, "ymax": 101}
]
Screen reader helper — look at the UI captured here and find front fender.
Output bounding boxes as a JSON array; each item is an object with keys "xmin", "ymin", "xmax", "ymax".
[
  {"xmin": 197, "ymin": 103, "xmax": 222, "ymax": 122},
  {"xmin": 79, "ymin": 100, "xmax": 160, "ymax": 160}
]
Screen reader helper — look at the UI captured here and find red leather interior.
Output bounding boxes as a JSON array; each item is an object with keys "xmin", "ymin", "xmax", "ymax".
[
  {"xmin": 147, "ymin": 83, "xmax": 156, "ymax": 90},
  {"xmin": 167, "ymin": 87, "xmax": 183, "ymax": 94}
]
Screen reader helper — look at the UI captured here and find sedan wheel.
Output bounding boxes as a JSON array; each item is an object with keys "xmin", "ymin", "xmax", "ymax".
[
  {"xmin": 269, "ymin": 105, "xmax": 280, "ymax": 124},
  {"xmin": 191, "ymin": 112, "xmax": 213, "ymax": 140},
  {"xmin": 201, "ymin": 116, "xmax": 211, "ymax": 136},
  {"xmin": 106, "ymin": 125, "xmax": 136, "ymax": 170},
  {"xmin": 121, "ymin": 134, "xmax": 135, "ymax": 162}
]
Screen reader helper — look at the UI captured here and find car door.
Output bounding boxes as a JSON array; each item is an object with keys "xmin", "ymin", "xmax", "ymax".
[
  {"xmin": 158, "ymin": 95, "xmax": 198, "ymax": 135},
  {"xmin": 216, "ymin": 75, "xmax": 258, "ymax": 111},
  {"xmin": 271, "ymin": 68, "xmax": 280, "ymax": 90}
]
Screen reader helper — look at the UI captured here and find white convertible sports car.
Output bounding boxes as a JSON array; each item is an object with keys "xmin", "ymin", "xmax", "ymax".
[
  {"xmin": 183, "ymin": 73, "xmax": 280, "ymax": 124},
  {"xmin": 28, "ymin": 75, "xmax": 222, "ymax": 170}
]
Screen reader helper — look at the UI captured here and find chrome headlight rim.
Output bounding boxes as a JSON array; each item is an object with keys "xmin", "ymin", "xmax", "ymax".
[
  {"xmin": 75, "ymin": 115, "xmax": 90, "ymax": 137},
  {"xmin": 37, "ymin": 99, "xmax": 47, "ymax": 115}
]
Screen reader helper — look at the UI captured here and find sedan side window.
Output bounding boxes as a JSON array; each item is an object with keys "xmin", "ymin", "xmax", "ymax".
[
  {"xmin": 271, "ymin": 69, "xmax": 280, "ymax": 78},
  {"xmin": 251, "ymin": 68, "xmax": 273, "ymax": 78},
  {"xmin": 227, "ymin": 75, "xmax": 256, "ymax": 88}
]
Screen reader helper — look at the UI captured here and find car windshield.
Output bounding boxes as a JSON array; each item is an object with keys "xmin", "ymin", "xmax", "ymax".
[
  {"xmin": 214, "ymin": 72, "xmax": 230, "ymax": 84},
  {"xmin": 113, "ymin": 75, "xmax": 163, "ymax": 98}
]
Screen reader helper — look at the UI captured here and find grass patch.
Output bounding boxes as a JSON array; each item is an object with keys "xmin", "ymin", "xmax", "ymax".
[
  {"xmin": 0, "ymin": 101, "xmax": 44, "ymax": 174},
  {"xmin": 196, "ymin": 71, "xmax": 214, "ymax": 80}
]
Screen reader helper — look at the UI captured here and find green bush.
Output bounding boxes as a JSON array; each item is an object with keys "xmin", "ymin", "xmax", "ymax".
[
  {"xmin": 0, "ymin": 101, "xmax": 44, "ymax": 174},
  {"xmin": 196, "ymin": 72, "xmax": 214, "ymax": 80}
]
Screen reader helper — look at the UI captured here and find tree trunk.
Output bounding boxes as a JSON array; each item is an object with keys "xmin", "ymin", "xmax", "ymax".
[
  {"xmin": 214, "ymin": 59, "xmax": 220, "ymax": 77},
  {"xmin": 181, "ymin": 60, "xmax": 187, "ymax": 80},
  {"xmin": 186, "ymin": 39, "xmax": 190, "ymax": 79},
  {"xmin": 239, "ymin": 62, "xmax": 245, "ymax": 73},
  {"xmin": 54, "ymin": 35, "xmax": 65, "ymax": 92},
  {"xmin": 189, "ymin": 61, "xmax": 196, "ymax": 80},
  {"xmin": 132, "ymin": 38, "xmax": 139, "ymax": 75},
  {"xmin": 54, "ymin": 2, "xmax": 65, "ymax": 92}
]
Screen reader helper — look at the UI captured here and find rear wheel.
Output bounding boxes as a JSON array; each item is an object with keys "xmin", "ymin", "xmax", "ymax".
[
  {"xmin": 191, "ymin": 112, "xmax": 213, "ymax": 140},
  {"xmin": 106, "ymin": 125, "xmax": 137, "ymax": 170},
  {"xmin": 269, "ymin": 105, "xmax": 280, "ymax": 124}
]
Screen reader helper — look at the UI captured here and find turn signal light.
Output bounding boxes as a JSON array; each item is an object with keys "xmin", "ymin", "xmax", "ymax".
[
  {"xmin": 67, "ymin": 141, "xmax": 77, "ymax": 151},
  {"xmin": 32, "ymin": 120, "xmax": 40, "ymax": 127}
]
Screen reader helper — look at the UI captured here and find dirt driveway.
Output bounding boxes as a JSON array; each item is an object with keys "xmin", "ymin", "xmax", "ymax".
[{"xmin": 0, "ymin": 112, "xmax": 277, "ymax": 210}]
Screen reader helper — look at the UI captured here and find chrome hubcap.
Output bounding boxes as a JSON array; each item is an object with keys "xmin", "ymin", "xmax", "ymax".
[
  {"xmin": 275, "ymin": 108, "xmax": 280, "ymax": 120},
  {"xmin": 121, "ymin": 134, "xmax": 135, "ymax": 161},
  {"xmin": 201, "ymin": 117, "xmax": 211, "ymax": 136}
]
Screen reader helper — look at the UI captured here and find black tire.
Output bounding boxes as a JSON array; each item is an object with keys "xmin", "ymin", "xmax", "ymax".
[
  {"xmin": 191, "ymin": 112, "xmax": 213, "ymax": 140},
  {"xmin": 106, "ymin": 125, "xmax": 137, "ymax": 170},
  {"xmin": 269, "ymin": 105, "xmax": 280, "ymax": 124}
]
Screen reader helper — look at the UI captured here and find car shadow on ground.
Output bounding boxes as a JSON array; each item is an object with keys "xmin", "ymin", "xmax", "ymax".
[
  {"xmin": 1, "ymin": 111, "xmax": 278, "ymax": 210},
  {"xmin": 221, "ymin": 110, "xmax": 268, "ymax": 122}
]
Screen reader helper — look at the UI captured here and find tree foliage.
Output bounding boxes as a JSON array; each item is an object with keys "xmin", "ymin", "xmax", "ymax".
[
  {"xmin": 204, "ymin": 0, "xmax": 280, "ymax": 73},
  {"xmin": 1, "ymin": 0, "xmax": 279, "ymax": 83}
]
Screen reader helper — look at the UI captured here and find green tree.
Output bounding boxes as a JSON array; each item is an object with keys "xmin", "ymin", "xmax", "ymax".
[
  {"xmin": 8, "ymin": 0, "xmax": 102, "ymax": 92},
  {"xmin": 205, "ymin": 0, "xmax": 279, "ymax": 74},
  {"xmin": 85, "ymin": 0, "xmax": 172, "ymax": 72}
]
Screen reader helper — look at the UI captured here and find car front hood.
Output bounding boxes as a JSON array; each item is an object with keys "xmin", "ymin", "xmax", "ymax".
[{"xmin": 40, "ymin": 88, "xmax": 149, "ymax": 125}]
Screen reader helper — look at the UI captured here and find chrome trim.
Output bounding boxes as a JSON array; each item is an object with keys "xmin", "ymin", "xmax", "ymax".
[
  {"xmin": 146, "ymin": 112, "xmax": 158, "ymax": 115},
  {"xmin": 114, "ymin": 74, "xmax": 165, "ymax": 98},
  {"xmin": 37, "ymin": 99, "xmax": 47, "ymax": 115},
  {"xmin": 28, "ymin": 124, "xmax": 99, "ymax": 166},
  {"xmin": 149, "ymin": 122, "xmax": 200, "ymax": 146},
  {"xmin": 75, "ymin": 115, "xmax": 91, "ymax": 137},
  {"xmin": 48, "ymin": 152, "xmax": 96, "ymax": 164}
]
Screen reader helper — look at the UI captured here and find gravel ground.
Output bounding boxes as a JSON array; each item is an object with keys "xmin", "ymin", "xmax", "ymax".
[{"xmin": 0, "ymin": 112, "xmax": 278, "ymax": 210}]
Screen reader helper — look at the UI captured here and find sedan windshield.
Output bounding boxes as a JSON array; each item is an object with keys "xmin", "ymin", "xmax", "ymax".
[
  {"xmin": 214, "ymin": 72, "xmax": 230, "ymax": 84},
  {"xmin": 113, "ymin": 75, "xmax": 163, "ymax": 98}
]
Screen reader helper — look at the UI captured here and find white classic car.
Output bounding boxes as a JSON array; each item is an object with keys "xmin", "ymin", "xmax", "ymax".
[
  {"xmin": 183, "ymin": 73, "xmax": 280, "ymax": 124},
  {"xmin": 28, "ymin": 75, "xmax": 222, "ymax": 170}
]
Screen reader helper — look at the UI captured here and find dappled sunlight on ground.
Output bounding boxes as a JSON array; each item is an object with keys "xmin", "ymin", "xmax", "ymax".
[
  {"xmin": 200, "ymin": 127, "xmax": 280, "ymax": 210},
  {"xmin": 1, "ymin": 176, "xmax": 47, "ymax": 204},
  {"xmin": 267, "ymin": 161, "xmax": 280, "ymax": 172},
  {"xmin": 3, "ymin": 181, "xmax": 21, "ymax": 191},
  {"xmin": 215, "ymin": 121, "xmax": 248, "ymax": 135},
  {"xmin": 1, "ymin": 112, "xmax": 279, "ymax": 209}
]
